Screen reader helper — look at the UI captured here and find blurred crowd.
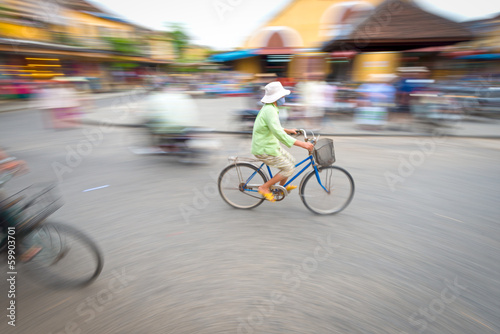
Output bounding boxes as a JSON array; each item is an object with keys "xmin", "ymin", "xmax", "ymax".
[
  {"xmin": 240, "ymin": 68, "xmax": 500, "ymax": 130},
  {"xmin": 2, "ymin": 67, "xmax": 500, "ymax": 132}
]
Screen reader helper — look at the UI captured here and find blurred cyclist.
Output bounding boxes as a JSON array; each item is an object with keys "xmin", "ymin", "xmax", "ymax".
[{"xmin": 0, "ymin": 149, "xmax": 40, "ymax": 261}]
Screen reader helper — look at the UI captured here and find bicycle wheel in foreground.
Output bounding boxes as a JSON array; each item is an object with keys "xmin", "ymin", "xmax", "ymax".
[
  {"xmin": 218, "ymin": 163, "xmax": 268, "ymax": 209},
  {"xmin": 300, "ymin": 166, "xmax": 355, "ymax": 215},
  {"xmin": 21, "ymin": 222, "xmax": 103, "ymax": 288}
]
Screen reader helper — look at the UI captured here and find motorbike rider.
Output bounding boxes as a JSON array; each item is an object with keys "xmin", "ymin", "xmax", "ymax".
[
  {"xmin": 0, "ymin": 149, "xmax": 41, "ymax": 261},
  {"xmin": 143, "ymin": 85, "xmax": 201, "ymax": 142}
]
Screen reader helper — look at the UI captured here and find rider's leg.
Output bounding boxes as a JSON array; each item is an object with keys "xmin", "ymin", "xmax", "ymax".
[
  {"xmin": 279, "ymin": 177, "xmax": 288, "ymax": 186},
  {"xmin": 259, "ymin": 173, "xmax": 286, "ymax": 194},
  {"xmin": 255, "ymin": 148, "xmax": 295, "ymax": 196}
]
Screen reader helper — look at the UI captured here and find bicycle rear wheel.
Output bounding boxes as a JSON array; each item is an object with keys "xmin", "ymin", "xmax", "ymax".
[
  {"xmin": 21, "ymin": 222, "xmax": 103, "ymax": 288},
  {"xmin": 300, "ymin": 166, "xmax": 354, "ymax": 215},
  {"xmin": 218, "ymin": 163, "xmax": 268, "ymax": 209}
]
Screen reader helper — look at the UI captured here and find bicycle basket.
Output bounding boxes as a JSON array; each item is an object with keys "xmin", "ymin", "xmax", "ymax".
[
  {"xmin": 1, "ymin": 183, "xmax": 63, "ymax": 234},
  {"xmin": 313, "ymin": 138, "xmax": 335, "ymax": 167}
]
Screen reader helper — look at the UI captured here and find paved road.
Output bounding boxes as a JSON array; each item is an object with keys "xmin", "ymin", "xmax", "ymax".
[{"xmin": 1, "ymin": 103, "xmax": 499, "ymax": 334}]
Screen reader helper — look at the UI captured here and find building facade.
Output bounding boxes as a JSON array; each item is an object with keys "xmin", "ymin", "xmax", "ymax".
[
  {"xmin": 0, "ymin": 0, "xmax": 175, "ymax": 91},
  {"xmin": 212, "ymin": 0, "xmax": 383, "ymax": 80}
]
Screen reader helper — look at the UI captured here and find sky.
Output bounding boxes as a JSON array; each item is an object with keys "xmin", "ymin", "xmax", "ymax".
[{"xmin": 91, "ymin": 0, "xmax": 500, "ymax": 51}]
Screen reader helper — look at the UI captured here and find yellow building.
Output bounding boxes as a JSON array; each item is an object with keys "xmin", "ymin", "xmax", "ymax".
[
  {"xmin": 148, "ymin": 33, "xmax": 176, "ymax": 62},
  {"xmin": 244, "ymin": 0, "xmax": 379, "ymax": 49},
  {"xmin": 225, "ymin": 0, "xmax": 385, "ymax": 79},
  {"xmin": 215, "ymin": 0, "xmax": 472, "ymax": 83},
  {"xmin": 183, "ymin": 45, "xmax": 211, "ymax": 62},
  {"xmin": 0, "ymin": 0, "xmax": 174, "ymax": 87},
  {"xmin": 63, "ymin": 9, "xmax": 135, "ymax": 49},
  {"xmin": 351, "ymin": 52, "xmax": 401, "ymax": 82},
  {"xmin": 0, "ymin": 0, "xmax": 53, "ymax": 42},
  {"xmin": 62, "ymin": 4, "xmax": 175, "ymax": 62}
]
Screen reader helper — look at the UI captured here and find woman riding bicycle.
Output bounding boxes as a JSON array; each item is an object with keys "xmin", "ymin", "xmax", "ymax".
[{"xmin": 251, "ymin": 81, "xmax": 314, "ymax": 202}]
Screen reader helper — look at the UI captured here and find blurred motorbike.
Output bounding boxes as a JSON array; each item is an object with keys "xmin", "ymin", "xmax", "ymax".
[
  {"xmin": 144, "ymin": 127, "xmax": 219, "ymax": 163},
  {"xmin": 129, "ymin": 90, "xmax": 220, "ymax": 163}
]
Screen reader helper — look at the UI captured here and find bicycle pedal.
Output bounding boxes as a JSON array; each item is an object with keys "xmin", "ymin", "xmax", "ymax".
[
  {"xmin": 270, "ymin": 184, "xmax": 287, "ymax": 191},
  {"xmin": 270, "ymin": 185, "xmax": 288, "ymax": 198}
]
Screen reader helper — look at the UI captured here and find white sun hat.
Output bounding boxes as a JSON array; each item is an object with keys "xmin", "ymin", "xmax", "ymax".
[{"xmin": 261, "ymin": 81, "xmax": 291, "ymax": 104}]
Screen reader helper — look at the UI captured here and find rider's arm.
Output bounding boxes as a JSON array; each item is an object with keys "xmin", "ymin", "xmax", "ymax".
[
  {"xmin": 283, "ymin": 129, "xmax": 314, "ymax": 151},
  {"xmin": 293, "ymin": 140, "xmax": 314, "ymax": 152}
]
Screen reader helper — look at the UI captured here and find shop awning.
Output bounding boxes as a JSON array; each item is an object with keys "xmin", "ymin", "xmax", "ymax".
[
  {"xmin": 208, "ymin": 49, "xmax": 260, "ymax": 62},
  {"xmin": 456, "ymin": 53, "xmax": 500, "ymax": 60},
  {"xmin": 443, "ymin": 50, "xmax": 487, "ymax": 57},
  {"xmin": 404, "ymin": 46, "xmax": 448, "ymax": 53},
  {"xmin": 0, "ymin": 38, "xmax": 172, "ymax": 64}
]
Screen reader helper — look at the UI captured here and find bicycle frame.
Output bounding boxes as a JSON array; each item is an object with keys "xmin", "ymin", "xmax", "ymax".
[{"xmin": 242, "ymin": 155, "xmax": 330, "ymax": 195}]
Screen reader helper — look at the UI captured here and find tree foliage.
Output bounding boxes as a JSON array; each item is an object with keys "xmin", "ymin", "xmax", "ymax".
[
  {"xmin": 103, "ymin": 36, "xmax": 142, "ymax": 56},
  {"xmin": 165, "ymin": 23, "xmax": 190, "ymax": 59}
]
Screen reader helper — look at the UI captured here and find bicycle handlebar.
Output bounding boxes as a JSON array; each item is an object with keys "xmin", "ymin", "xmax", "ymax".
[
  {"xmin": 297, "ymin": 129, "xmax": 308, "ymax": 140},
  {"xmin": 296, "ymin": 129, "xmax": 319, "ymax": 145}
]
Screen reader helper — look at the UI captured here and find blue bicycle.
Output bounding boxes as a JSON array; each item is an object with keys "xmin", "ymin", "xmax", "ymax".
[{"xmin": 218, "ymin": 130, "xmax": 355, "ymax": 214}]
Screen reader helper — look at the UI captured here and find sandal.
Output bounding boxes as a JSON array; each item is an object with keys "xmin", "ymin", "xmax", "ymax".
[
  {"xmin": 258, "ymin": 189, "xmax": 275, "ymax": 203},
  {"xmin": 285, "ymin": 185, "xmax": 297, "ymax": 192}
]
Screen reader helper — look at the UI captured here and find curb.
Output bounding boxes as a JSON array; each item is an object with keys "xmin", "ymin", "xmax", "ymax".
[
  {"xmin": 76, "ymin": 119, "xmax": 500, "ymax": 139},
  {"xmin": 0, "ymin": 91, "xmax": 141, "ymax": 113},
  {"xmin": 79, "ymin": 118, "xmax": 145, "ymax": 128},
  {"xmin": 212, "ymin": 130, "xmax": 500, "ymax": 139},
  {"xmin": 0, "ymin": 105, "xmax": 31, "ymax": 113}
]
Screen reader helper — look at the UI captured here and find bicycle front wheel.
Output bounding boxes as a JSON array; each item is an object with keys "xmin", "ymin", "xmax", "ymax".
[
  {"xmin": 218, "ymin": 162, "xmax": 268, "ymax": 209},
  {"xmin": 21, "ymin": 222, "xmax": 103, "ymax": 288},
  {"xmin": 300, "ymin": 166, "xmax": 354, "ymax": 215}
]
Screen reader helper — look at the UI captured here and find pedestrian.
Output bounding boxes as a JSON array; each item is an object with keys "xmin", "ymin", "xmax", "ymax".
[
  {"xmin": 37, "ymin": 82, "xmax": 56, "ymax": 128},
  {"xmin": 296, "ymin": 73, "xmax": 326, "ymax": 128},
  {"xmin": 355, "ymin": 74, "xmax": 396, "ymax": 130},
  {"xmin": 43, "ymin": 81, "xmax": 81, "ymax": 129},
  {"xmin": 319, "ymin": 79, "xmax": 338, "ymax": 126},
  {"xmin": 251, "ymin": 81, "xmax": 314, "ymax": 202}
]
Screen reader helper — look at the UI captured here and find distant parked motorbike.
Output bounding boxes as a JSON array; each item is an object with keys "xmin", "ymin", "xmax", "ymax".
[{"xmin": 409, "ymin": 87, "xmax": 463, "ymax": 133}]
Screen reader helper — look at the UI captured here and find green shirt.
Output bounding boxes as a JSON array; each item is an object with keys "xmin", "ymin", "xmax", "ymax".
[{"xmin": 251, "ymin": 103, "xmax": 296, "ymax": 156}]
